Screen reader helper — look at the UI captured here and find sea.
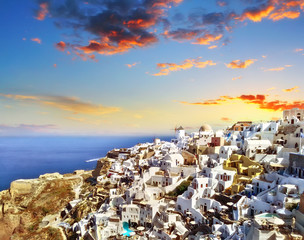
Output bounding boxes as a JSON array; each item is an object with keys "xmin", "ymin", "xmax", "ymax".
[{"xmin": 0, "ymin": 136, "xmax": 172, "ymax": 191}]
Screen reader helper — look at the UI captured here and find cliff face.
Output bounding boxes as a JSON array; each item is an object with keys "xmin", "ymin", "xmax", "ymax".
[
  {"xmin": 0, "ymin": 158, "xmax": 111, "ymax": 240},
  {"xmin": 0, "ymin": 172, "xmax": 82, "ymax": 240}
]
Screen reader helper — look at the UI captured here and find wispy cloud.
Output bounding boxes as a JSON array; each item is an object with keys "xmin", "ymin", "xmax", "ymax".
[
  {"xmin": 31, "ymin": 38, "xmax": 41, "ymax": 44},
  {"xmin": 0, "ymin": 124, "xmax": 57, "ymax": 136},
  {"xmin": 126, "ymin": 62, "xmax": 139, "ymax": 68},
  {"xmin": 221, "ymin": 117, "xmax": 232, "ymax": 122},
  {"xmin": 282, "ymin": 86, "xmax": 299, "ymax": 92},
  {"xmin": 0, "ymin": 93, "xmax": 120, "ymax": 115},
  {"xmin": 232, "ymin": 76, "xmax": 242, "ymax": 81},
  {"xmin": 34, "ymin": 2, "xmax": 49, "ymax": 21},
  {"xmin": 226, "ymin": 59, "xmax": 256, "ymax": 69},
  {"xmin": 267, "ymin": 87, "xmax": 276, "ymax": 91},
  {"xmin": 180, "ymin": 93, "xmax": 304, "ymax": 111},
  {"xmin": 264, "ymin": 65, "xmax": 292, "ymax": 72},
  {"xmin": 208, "ymin": 45, "xmax": 218, "ymax": 49},
  {"xmin": 295, "ymin": 48, "xmax": 303, "ymax": 52},
  {"xmin": 152, "ymin": 58, "xmax": 216, "ymax": 76},
  {"xmin": 192, "ymin": 33, "xmax": 223, "ymax": 45},
  {"xmin": 55, "ymin": 41, "xmax": 66, "ymax": 51}
]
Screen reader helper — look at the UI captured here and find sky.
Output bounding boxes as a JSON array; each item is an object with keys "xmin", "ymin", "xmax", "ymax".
[{"xmin": 0, "ymin": 0, "xmax": 304, "ymax": 136}]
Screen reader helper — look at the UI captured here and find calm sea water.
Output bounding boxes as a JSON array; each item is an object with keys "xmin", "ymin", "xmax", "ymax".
[{"xmin": 0, "ymin": 136, "xmax": 171, "ymax": 191}]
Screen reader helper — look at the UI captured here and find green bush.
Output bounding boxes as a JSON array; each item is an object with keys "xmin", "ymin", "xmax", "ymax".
[
  {"xmin": 168, "ymin": 180, "xmax": 191, "ymax": 197},
  {"xmin": 188, "ymin": 176, "xmax": 194, "ymax": 181}
]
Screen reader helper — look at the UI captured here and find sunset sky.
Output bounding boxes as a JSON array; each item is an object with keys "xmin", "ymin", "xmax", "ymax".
[{"xmin": 1, "ymin": 0, "xmax": 304, "ymax": 136}]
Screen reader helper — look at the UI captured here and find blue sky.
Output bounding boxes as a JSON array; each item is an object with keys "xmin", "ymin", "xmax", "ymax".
[{"xmin": 1, "ymin": 0, "xmax": 304, "ymax": 135}]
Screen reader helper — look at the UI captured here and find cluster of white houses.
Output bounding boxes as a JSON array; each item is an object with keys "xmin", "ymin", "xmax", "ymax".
[{"xmin": 70, "ymin": 108, "xmax": 304, "ymax": 240}]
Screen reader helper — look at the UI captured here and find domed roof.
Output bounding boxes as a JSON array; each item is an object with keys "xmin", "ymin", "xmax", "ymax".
[{"xmin": 199, "ymin": 124, "xmax": 212, "ymax": 132}]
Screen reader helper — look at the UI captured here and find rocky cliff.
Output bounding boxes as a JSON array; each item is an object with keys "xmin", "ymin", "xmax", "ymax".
[{"xmin": 0, "ymin": 172, "xmax": 84, "ymax": 240}]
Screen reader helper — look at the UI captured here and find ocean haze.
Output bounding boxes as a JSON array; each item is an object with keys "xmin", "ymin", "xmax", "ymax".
[{"xmin": 0, "ymin": 136, "xmax": 171, "ymax": 191}]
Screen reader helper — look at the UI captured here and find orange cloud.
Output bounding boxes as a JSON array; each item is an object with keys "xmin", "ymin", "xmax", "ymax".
[
  {"xmin": 226, "ymin": 59, "xmax": 256, "ymax": 69},
  {"xmin": 282, "ymin": 86, "xmax": 299, "ymax": 92},
  {"xmin": 55, "ymin": 41, "xmax": 66, "ymax": 51},
  {"xmin": 221, "ymin": 117, "xmax": 232, "ymax": 121},
  {"xmin": 72, "ymin": 51, "xmax": 98, "ymax": 62},
  {"xmin": 265, "ymin": 67, "xmax": 285, "ymax": 72},
  {"xmin": 0, "ymin": 94, "xmax": 120, "ymax": 115},
  {"xmin": 267, "ymin": 87, "xmax": 276, "ymax": 91},
  {"xmin": 53, "ymin": 64, "xmax": 57, "ymax": 68},
  {"xmin": 295, "ymin": 48, "xmax": 303, "ymax": 52},
  {"xmin": 126, "ymin": 62, "xmax": 139, "ymax": 68},
  {"xmin": 0, "ymin": 94, "xmax": 38, "ymax": 100},
  {"xmin": 232, "ymin": 76, "xmax": 242, "ymax": 81},
  {"xmin": 269, "ymin": 10, "xmax": 300, "ymax": 21},
  {"xmin": 264, "ymin": 65, "xmax": 292, "ymax": 72},
  {"xmin": 35, "ymin": 2, "xmax": 49, "ymax": 21},
  {"xmin": 152, "ymin": 58, "xmax": 216, "ymax": 76},
  {"xmin": 31, "ymin": 38, "xmax": 41, "ymax": 44},
  {"xmin": 192, "ymin": 33, "xmax": 223, "ymax": 45},
  {"xmin": 123, "ymin": 18, "xmax": 157, "ymax": 29},
  {"xmin": 152, "ymin": 0, "xmax": 183, "ymax": 8},
  {"xmin": 180, "ymin": 93, "xmax": 304, "ymax": 111},
  {"xmin": 271, "ymin": 117, "xmax": 280, "ymax": 121},
  {"xmin": 241, "ymin": 5, "xmax": 275, "ymax": 22},
  {"xmin": 208, "ymin": 45, "xmax": 217, "ymax": 49},
  {"xmin": 77, "ymin": 34, "xmax": 157, "ymax": 56},
  {"xmin": 240, "ymin": 0, "xmax": 303, "ymax": 22}
]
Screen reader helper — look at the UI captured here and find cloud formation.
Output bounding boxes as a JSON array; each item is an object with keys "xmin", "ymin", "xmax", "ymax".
[
  {"xmin": 267, "ymin": 87, "xmax": 276, "ymax": 91},
  {"xmin": 208, "ymin": 45, "xmax": 218, "ymax": 49},
  {"xmin": 221, "ymin": 117, "xmax": 232, "ymax": 121},
  {"xmin": 126, "ymin": 62, "xmax": 139, "ymax": 68},
  {"xmin": 0, "ymin": 124, "xmax": 57, "ymax": 135},
  {"xmin": 295, "ymin": 48, "xmax": 303, "ymax": 52},
  {"xmin": 152, "ymin": 58, "xmax": 216, "ymax": 76},
  {"xmin": 31, "ymin": 38, "xmax": 41, "ymax": 44},
  {"xmin": 264, "ymin": 65, "xmax": 292, "ymax": 72},
  {"xmin": 282, "ymin": 86, "xmax": 299, "ymax": 92},
  {"xmin": 35, "ymin": 2, "xmax": 49, "ymax": 21},
  {"xmin": 42, "ymin": 0, "xmax": 184, "ymax": 57},
  {"xmin": 232, "ymin": 76, "xmax": 242, "ymax": 81},
  {"xmin": 0, "ymin": 93, "xmax": 120, "ymax": 115},
  {"xmin": 226, "ymin": 59, "xmax": 256, "ymax": 69},
  {"xmin": 192, "ymin": 33, "xmax": 223, "ymax": 45},
  {"xmin": 240, "ymin": 0, "xmax": 304, "ymax": 22},
  {"xmin": 33, "ymin": 0, "xmax": 304, "ymax": 59},
  {"xmin": 180, "ymin": 93, "xmax": 304, "ymax": 111},
  {"xmin": 55, "ymin": 41, "xmax": 66, "ymax": 51}
]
